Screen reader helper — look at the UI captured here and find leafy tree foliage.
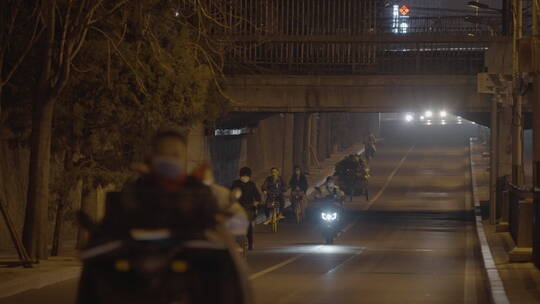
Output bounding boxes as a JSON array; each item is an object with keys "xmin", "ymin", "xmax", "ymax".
[{"xmin": 2, "ymin": 0, "xmax": 233, "ymax": 258}]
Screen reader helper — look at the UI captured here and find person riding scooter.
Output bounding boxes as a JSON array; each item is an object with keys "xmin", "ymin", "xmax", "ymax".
[
  {"xmin": 77, "ymin": 129, "xmax": 254, "ymax": 304},
  {"xmin": 318, "ymin": 194, "xmax": 344, "ymax": 244},
  {"xmin": 316, "ymin": 176, "xmax": 345, "ymax": 204}
]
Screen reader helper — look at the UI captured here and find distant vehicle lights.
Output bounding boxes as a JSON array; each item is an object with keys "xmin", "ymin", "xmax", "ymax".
[
  {"xmin": 402, "ymin": 110, "xmax": 456, "ymax": 125},
  {"xmin": 404, "ymin": 113, "xmax": 414, "ymax": 122}
]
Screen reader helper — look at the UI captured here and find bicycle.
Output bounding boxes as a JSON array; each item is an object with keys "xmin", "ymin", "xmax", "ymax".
[
  {"xmin": 290, "ymin": 189, "xmax": 306, "ymax": 224},
  {"xmin": 265, "ymin": 194, "xmax": 281, "ymax": 233}
]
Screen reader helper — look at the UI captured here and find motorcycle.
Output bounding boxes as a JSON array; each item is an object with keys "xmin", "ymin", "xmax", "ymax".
[
  {"xmin": 76, "ymin": 192, "xmax": 252, "ymax": 304},
  {"xmin": 319, "ymin": 201, "xmax": 342, "ymax": 245},
  {"xmin": 78, "ymin": 231, "xmax": 247, "ymax": 304}
]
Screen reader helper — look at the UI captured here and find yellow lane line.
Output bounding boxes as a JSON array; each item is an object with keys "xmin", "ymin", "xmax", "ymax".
[{"xmin": 364, "ymin": 145, "xmax": 416, "ymax": 210}]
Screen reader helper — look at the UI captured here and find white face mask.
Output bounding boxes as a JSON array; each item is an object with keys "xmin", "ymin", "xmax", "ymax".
[{"xmin": 240, "ymin": 176, "xmax": 250, "ymax": 183}]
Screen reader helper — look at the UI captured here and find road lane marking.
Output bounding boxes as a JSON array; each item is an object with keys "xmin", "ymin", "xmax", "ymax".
[
  {"xmin": 364, "ymin": 144, "xmax": 416, "ymax": 210},
  {"xmin": 324, "ymin": 247, "xmax": 366, "ymax": 275},
  {"xmin": 341, "ymin": 219, "xmax": 358, "ymax": 233},
  {"xmin": 249, "ymin": 255, "xmax": 304, "ymax": 280},
  {"xmin": 249, "ymin": 245, "xmax": 324, "ymax": 280}
]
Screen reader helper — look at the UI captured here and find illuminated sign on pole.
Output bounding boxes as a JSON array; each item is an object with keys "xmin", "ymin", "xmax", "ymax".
[{"xmin": 399, "ymin": 5, "xmax": 410, "ymax": 16}]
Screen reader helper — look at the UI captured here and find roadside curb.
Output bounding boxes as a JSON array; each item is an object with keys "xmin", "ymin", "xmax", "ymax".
[
  {"xmin": 0, "ymin": 263, "xmax": 80, "ymax": 299},
  {"xmin": 469, "ymin": 138, "xmax": 510, "ymax": 304}
]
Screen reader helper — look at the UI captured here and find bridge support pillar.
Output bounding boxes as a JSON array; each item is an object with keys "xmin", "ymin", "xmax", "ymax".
[
  {"xmin": 281, "ymin": 113, "xmax": 295, "ymax": 179},
  {"xmin": 490, "ymin": 97, "xmax": 499, "ymax": 225},
  {"xmin": 293, "ymin": 113, "xmax": 306, "ymax": 170},
  {"xmin": 530, "ymin": 0, "xmax": 540, "ymax": 267},
  {"xmin": 496, "ymin": 104, "xmax": 513, "ymax": 230},
  {"xmin": 317, "ymin": 113, "xmax": 331, "ymax": 162},
  {"xmin": 368, "ymin": 113, "xmax": 381, "ymax": 137},
  {"xmin": 533, "ymin": 74, "xmax": 540, "ymax": 267}
]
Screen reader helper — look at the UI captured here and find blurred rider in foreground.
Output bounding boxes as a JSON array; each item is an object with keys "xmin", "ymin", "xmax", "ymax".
[{"xmin": 77, "ymin": 129, "xmax": 253, "ymax": 304}]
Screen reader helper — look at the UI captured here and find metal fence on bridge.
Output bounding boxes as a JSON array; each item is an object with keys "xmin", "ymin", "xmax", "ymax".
[
  {"xmin": 202, "ymin": 0, "xmax": 502, "ymax": 75},
  {"xmin": 224, "ymin": 42, "xmax": 486, "ymax": 75}
]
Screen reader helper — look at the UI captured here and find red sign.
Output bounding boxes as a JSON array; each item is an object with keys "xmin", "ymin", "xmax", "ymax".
[{"xmin": 399, "ymin": 5, "xmax": 410, "ymax": 16}]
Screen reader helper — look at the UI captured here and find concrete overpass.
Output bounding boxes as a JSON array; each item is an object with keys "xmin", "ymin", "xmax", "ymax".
[{"xmin": 225, "ymin": 74, "xmax": 490, "ymax": 113}]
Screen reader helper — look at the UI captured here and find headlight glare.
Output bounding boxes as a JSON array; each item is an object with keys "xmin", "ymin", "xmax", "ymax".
[{"xmin": 321, "ymin": 212, "xmax": 338, "ymax": 221}]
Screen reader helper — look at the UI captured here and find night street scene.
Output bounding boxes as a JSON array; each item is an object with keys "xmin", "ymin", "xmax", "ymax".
[{"xmin": 3, "ymin": 0, "xmax": 540, "ymax": 303}]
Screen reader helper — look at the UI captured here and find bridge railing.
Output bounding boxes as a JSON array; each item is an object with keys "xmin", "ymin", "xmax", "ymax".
[
  {"xmin": 224, "ymin": 41, "xmax": 486, "ymax": 75},
  {"xmin": 203, "ymin": 0, "xmax": 502, "ymax": 75},
  {"xmin": 378, "ymin": 16, "xmax": 501, "ymax": 36}
]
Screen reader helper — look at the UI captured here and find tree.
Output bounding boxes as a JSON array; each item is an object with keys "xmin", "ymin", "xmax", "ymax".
[
  {"xmin": 41, "ymin": 0, "xmax": 234, "ymax": 255},
  {"xmin": 22, "ymin": 0, "xmax": 130, "ymax": 260},
  {"xmin": 0, "ymin": 1, "xmax": 42, "ymax": 125}
]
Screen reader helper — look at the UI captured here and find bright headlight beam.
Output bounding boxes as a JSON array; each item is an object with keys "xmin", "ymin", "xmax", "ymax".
[
  {"xmin": 425, "ymin": 110, "xmax": 433, "ymax": 118},
  {"xmin": 439, "ymin": 110, "xmax": 447, "ymax": 118},
  {"xmin": 405, "ymin": 114, "xmax": 414, "ymax": 122},
  {"xmin": 321, "ymin": 212, "xmax": 337, "ymax": 221}
]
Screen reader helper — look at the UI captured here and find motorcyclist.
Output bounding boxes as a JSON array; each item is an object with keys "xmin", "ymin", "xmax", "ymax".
[
  {"xmin": 334, "ymin": 155, "xmax": 360, "ymax": 195},
  {"xmin": 367, "ymin": 132, "xmax": 376, "ymax": 146},
  {"xmin": 355, "ymin": 155, "xmax": 370, "ymax": 180},
  {"xmin": 192, "ymin": 164, "xmax": 249, "ymax": 237},
  {"xmin": 316, "ymin": 176, "xmax": 345, "ymax": 203},
  {"xmin": 231, "ymin": 167, "xmax": 261, "ymax": 250},
  {"xmin": 77, "ymin": 129, "xmax": 253, "ymax": 304},
  {"xmin": 261, "ymin": 167, "xmax": 287, "ymax": 224},
  {"xmin": 364, "ymin": 133, "xmax": 377, "ymax": 161}
]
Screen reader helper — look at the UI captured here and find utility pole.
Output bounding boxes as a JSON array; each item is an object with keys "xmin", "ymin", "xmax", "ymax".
[
  {"xmin": 512, "ymin": 0, "xmax": 524, "ymax": 186},
  {"xmin": 531, "ymin": 0, "xmax": 540, "ymax": 267}
]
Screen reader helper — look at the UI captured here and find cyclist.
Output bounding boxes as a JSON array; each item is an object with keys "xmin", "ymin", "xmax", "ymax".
[{"xmin": 261, "ymin": 167, "xmax": 287, "ymax": 224}]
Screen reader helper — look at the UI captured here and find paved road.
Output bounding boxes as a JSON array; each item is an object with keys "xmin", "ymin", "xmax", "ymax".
[{"xmin": 0, "ymin": 122, "xmax": 489, "ymax": 304}]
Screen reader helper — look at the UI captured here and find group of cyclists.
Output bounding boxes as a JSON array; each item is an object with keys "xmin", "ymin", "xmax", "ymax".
[
  {"xmin": 230, "ymin": 165, "xmax": 309, "ymax": 249},
  {"xmin": 230, "ymin": 133, "xmax": 378, "ymax": 251}
]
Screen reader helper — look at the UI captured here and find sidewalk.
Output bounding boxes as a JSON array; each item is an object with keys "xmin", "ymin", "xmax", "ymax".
[
  {"xmin": 471, "ymin": 139, "xmax": 540, "ymax": 303},
  {"xmin": 0, "ymin": 256, "xmax": 80, "ymax": 298}
]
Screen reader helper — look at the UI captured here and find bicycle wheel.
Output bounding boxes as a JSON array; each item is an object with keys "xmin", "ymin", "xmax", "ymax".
[
  {"xmin": 271, "ymin": 208, "xmax": 278, "ymax": 233},
  {"xmin": 295, "ymin": 203, "xmax": 302, "ymax": 224},
  {"xmin": 365, "ymin": 188, "xmax": 369, "ymax": 201}
]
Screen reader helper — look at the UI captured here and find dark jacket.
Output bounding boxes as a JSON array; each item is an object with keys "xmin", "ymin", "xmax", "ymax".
[
  {"xmin": 289, "ymin": 173, "xmax": 308, "ymax": 193},
  {"xmin": 231, "ymin": 180, "xmax": 261, "ymax": 207},
  {"xmin": 97, "ymin": 175, "xmax": 220, "ymax": 239},
  {"xmin": 261, "ymin": 176, "xmax": 286, "ymax": 200}
]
